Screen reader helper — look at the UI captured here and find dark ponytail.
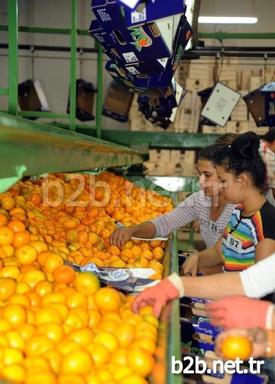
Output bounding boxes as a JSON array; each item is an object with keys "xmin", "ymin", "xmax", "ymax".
[
  {"xmin": 198, "ymin": 133, "xmax": 237, "ymax": 162},
  {"xmin": 212, "ymin": 132, "xmax": 267, "ymax": 191}
]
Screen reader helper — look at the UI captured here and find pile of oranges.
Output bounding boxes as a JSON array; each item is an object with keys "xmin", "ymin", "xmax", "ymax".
[
  {"xmin": 0, "ymin": 172, "xmax": 171, "ymax": 276},
  {"xmin": 0, "ymin": 172, "xmax": 172, "ymax": 383}
]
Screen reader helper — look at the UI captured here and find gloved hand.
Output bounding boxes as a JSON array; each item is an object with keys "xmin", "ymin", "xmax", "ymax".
[
  {"xmin": 215, "ymin": 328, "xmax": 269, "ymax": 359},
  {"xmin": 110, "ymin": 227, "xmax": 134, "ymax": 248},
  {"xmin": 132, "ymin": 273, "xmax": 185, "ymax": 317},
  {"xmin": 206, "ymin": 296, "xmax": 274, "ymax": 330},
  {"xmin": 181, "ymin": 253, "xmax": 199, "ymax": 276}
]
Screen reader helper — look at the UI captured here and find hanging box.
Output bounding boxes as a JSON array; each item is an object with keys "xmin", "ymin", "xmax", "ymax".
[
  {"xmin": 91, "ymin": 0, "xmax": 186, "ymax": 27},
  {"xmin": 103, "ymin": 81, "xmax": 134, "ymax": 122},
  {"xmin": 91, "ymin": 0, "xmax": 184, "ymax": 64},
  {"xmin": 105, "ymin": 16, "xmax": 192, "ymax": 89}
]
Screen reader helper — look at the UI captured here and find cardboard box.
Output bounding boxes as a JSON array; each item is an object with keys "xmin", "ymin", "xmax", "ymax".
[
  {"xmin": 92, "ymin": 13, "xmax": 183, "ymax": 64},
  {"xmin": 149, "ymin": 149, "xmax": 171, "ymax": 163},
  {"xmin": 103, "ymin": 81, "xmax": 134, "ymax": 122},
  {"xmin": 92, "ymin": 0, "xmax": 185, "ymax": 28},
  {"xmin": 119, "ymin": 0, "xmax": 185, "ymax": 26},
  {"xmin": 202, "ymin": 125, "xmax": 226, "ymax": 135}
]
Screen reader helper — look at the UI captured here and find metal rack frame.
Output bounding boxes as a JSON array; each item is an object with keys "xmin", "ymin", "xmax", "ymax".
[{"xmin": 0, "ymin": 0, "xmax": 104, "ymax": 138}]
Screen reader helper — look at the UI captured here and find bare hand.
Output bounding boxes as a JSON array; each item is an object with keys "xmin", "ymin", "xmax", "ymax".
[
  {"xmin": 181, "ymin": 254, "xmax": 199, "ymax": 276},
  {"xmin": 110, "ymin": 227, "xmax": 134, "ymax": 248}
]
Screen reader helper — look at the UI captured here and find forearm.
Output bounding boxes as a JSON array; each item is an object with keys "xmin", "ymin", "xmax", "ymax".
[
  {"xmin": 130, "ymin": 221, "xmax": 156, "ymax": 238},
  {"xmin": 181, "ymin": 273, "xmax": 245, "ymax": 300},
  {"xmin": 197, "ymin": 246, "xmax": 223, "ymax": 269}
]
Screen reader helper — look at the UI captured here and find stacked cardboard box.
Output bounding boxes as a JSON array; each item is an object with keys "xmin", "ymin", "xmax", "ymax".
[
  {"xmin": 172, "ymin": 91, "xmax": 201, "ymax": 133},
  {"xmin": 129, "ymin": 56, "xmax": 275, "ymax": 134},
  {"xmin": 145, "ymin": 149, "xmax": 197, "ymax": 176}
]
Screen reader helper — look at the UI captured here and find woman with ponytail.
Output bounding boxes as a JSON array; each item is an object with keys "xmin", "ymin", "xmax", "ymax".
[
  {"xmin": 133, "ymin": 133, "xmax": 275, "ymax": 316},
  {"xmin": 182, "ymin": 131, "xmax": 275, "ymax": 275}
]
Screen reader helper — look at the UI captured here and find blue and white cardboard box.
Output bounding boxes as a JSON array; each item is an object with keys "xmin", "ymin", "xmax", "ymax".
[
  {"xmin": 90, "ymin": 1, "xmax": 184, "ymax": 63},
  {"xmin": 91, "ymin": 0, "xmax": 185, "ymax": 27}
]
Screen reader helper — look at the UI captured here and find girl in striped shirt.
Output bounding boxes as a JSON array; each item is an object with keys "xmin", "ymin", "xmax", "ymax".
[
  {"xmin": 111, "ymin": 141, "xmax": 236, "ymax": 251},
  {"xmin": 183, "ymin": 132, "xmax": 275, "ymax": 275}
]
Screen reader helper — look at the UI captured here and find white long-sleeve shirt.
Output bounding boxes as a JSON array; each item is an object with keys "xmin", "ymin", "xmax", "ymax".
[
  {"xmin": 240, "ymin": 253, "xmax": 275, "ymax": 298},
  {"xmin": 151, "ymin": 190, "xmax": 235, "ymax": 248}
]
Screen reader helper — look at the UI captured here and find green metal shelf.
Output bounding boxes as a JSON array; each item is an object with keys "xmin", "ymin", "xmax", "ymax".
[
  {"xmin": 0, "ymin": 112, "xmax": 146, "ymax": 189},
  {"xmin": 52, "ymin": 124, "xmax": 220, "ymax": 149}
]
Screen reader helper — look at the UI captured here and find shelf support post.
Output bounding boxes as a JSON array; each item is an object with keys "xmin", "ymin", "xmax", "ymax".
[
  {"xmin": 8, "ymin": 0, "xmax": 18, "ymax": 116},
  {"xmin": 96, "ymin": 43, "xmax": 103, "ymax": 139},
  {"xmin": 69, "ymin": 0, "xmax": 77, "ymax": 130}
]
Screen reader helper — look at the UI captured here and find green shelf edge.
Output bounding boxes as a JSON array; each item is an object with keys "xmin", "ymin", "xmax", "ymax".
[
  {"xmin": 51, "ymin": 123, "xmax": 220, "ymax": 149},
  {"xmin": 0, "ymin": 112, "xmax": 146, "ymax": 180}
]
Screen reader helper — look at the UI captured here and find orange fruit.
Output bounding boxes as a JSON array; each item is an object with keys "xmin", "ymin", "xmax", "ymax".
[
  {"xmin": 128, "ymin": 347, "xmax": 155, "ymax": 377},
  {"xmin": 1, "ymin": 196, "xmax": 15, "ymax": 211},
  {"xmin": 0, "ymin": 227, "xmax": 14, "ymax": 245},
  {"xmin": 140, "ymin": 249, "xmax": 153, "ymax": 260},
  {"xmin": 12, "ymin": 231, "xmax": 31, "ymax": 248},
  {"xmin": 87, "ymin": 342, "xmax": 109, "ymax": 367},
  {"xmin": 95, "ymin": 287, "xmax": 122, "ymax": 312},
  {"xmin": 37, "ymin": 323, "xmax": 64, "ymax": 343},
  {"xmin": 0, "ymin": 318, "xmax": 12, "ymax": 332},
  {"xmin": 116, "ymin": 323, "xmax": 135, "ymax": 347},
  {"xmin": 149, "ymin": 240, "xmax": 162, "ymax": 248},
  {"xmin": 2, "ymin": 363, "xmax": 25, "ymax": 382},
  {"xmin": 3, "ymin": 304, "xmax": 27, "ymax": 327},
  {"xmin": 88, "ymin": 232, "xmax": 99, "ymax": 245},
  {"xmin": 22, "ymin": 270, "xmax": 45, "ymax": 288},
  {"xmin": 59, "ymin": 374, "xmax": 85, "ymax": 384},
  {"xmin": 99, "ymin": 319, "xmax": 117, "ymax": 333},
  {"xmin": 120, "ymin": 375, "xmax": 148, "ymax": 384},
  {"xmin": 53, "ymin": 265, "xmax": 76, "ymax": 285},
  {"xmin": 0, "ymin": 277, "xmax": 17, "ymax": 300},
  {"xmin": 111, "ymin": 347, "xmax": 128, "ymax": 366},
  {"xmin": 26, "ymin": 292, "xmax": 41, "ymax": 307},
  {"xmin": 152, "ymin": 247, "xmax": 164, "ymax": 260},
  {"xmin": 9, "ymin": 293, "xmax": 30, "ymax": 308},
  {"xmin": 29, "ymin": 193, "xmax": 42, "ymax": 205},
  {"xmin": 88, "ymin": 309, "xmax": 101, "ymax": 328},
  {"xmin": 17, "ymin": 323, "xmax": 35, "ymax": 341},
  {"xmin": 41, "ymin": 292, "xmax": 66, "ymax": 306},
  {"xmin": 133, "ymin": 337, "xmax": 156, "ymax": 354},
  {"xmin": 0, "ymin": 213, "xmax": 8, "ymax": 228},
  {"xmin": 113, "ymin": 366, "xmax": 133, "ymax": 382},
  {"xmin": 60, "ymin": 349, "xmax": 93, "ymax": 374},
  {"xmin": 8, "ymin": 220, "xmax": 26, "ymax": 233},
  {"xmin": 43, "ymin": 253, "xmax": 64, "ymax": 273},
  {"xmin": 0, "ymin": 265, "xmax": 20, "ymax": 279},
  {"xmin": 29, "ymin": 241, "xmax": 48, "ymax": 253},
  {"xmin": 16, "ymin": 245, "xmax": 37, "ymax": 264},
  {"xmin": 1, "ymin": 244, "xmax": 15, "ymax": 257},
  {"xmin": 73, "ymin": 272, "xmax": 100, "ymax": 296},
  {"xmin": 220, "ymin": 335, "xmax": 253, "ymax": 360},
  {"xmin": 35, "ymin": 307, "xmax": 62, "ymax": 325},
  {"xmin": 94, "ymin": 331, "xmax": 118, "ymax": 352},
  {"xmin": 46, "ymin": 349, "xmax": 62, "ymax": 374},
  {"xmin": 108, "ymin": 245, "xmax": 120, "ymax": 256},
  {"xmin": 6, "ymin": 330, "xmax": 25, "ymax": 350},
  {"xmin": 26, "ymin": 335, "xmax": 55, "ymax": 356},
  {"xmin": 67, "ymin": 292, "xmax": 88, "ymax": 309},
  {"xmin": 67, "ymin": 328, "xmax": 94, "ymax": 346},
  {"xmin": 24, "ymin": 356, "xmax": 50, "ymax": 372},
  {"xmin": 34, "ymin": 281, "xmax": 53, "ymax": 297}
]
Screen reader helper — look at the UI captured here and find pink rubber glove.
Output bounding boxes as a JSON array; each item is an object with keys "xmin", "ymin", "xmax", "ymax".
[
  {"xmin": 206, "ymin": 296, "xmax": 274, "ymax": 330},
  {"xmin": 132, "ymin": 273, "xmax": 185, "ymax": 317}
]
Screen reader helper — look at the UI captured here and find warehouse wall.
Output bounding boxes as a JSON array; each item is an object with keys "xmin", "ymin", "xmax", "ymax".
[
  {"xmin": 0, "ymin": 0, "xmax": 274, "ymax": 128},
  {"xmin": 199, "ymin": 0, "xmax": 275, "ymax": 46},
  {"xmin": 0, "ymin": 0, "xmax": 125, "ymax": 129}
]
